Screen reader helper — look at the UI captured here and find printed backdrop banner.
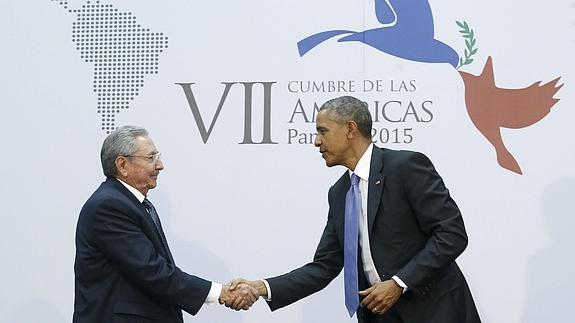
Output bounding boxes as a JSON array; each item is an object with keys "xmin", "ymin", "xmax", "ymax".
[{"xmin": 1, "ymin": 1, "xmax": 574, "ymax": 322}]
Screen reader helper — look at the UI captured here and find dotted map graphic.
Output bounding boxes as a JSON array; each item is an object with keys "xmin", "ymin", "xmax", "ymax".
[{"xmin": 52, "ymin": 0, "xmax": 169, "ymax": 133}]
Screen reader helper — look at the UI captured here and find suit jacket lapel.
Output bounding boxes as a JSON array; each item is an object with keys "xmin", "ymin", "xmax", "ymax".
[
  {"xmin": 154, "ymin": 216, "xmax": 175, "ymax": 265},
  {"xmin": 106, "ymin": 177, "xmax": 175, "ymax": 265},
  {"xmin": 108, "ymin": 178, "xmax": 160, "ymax": 239},
  {"xmin": 140, "ymin": 203, "xmax": 175, "ymax": 265},
  {"xmin": 367, "ymin": 147, "xmax": 385, "ymax": 234}
]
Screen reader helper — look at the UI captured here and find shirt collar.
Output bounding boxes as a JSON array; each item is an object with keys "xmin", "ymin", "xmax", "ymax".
[
  {"xmin": 349, "ymin": 143, "xmax": 373, "ymax": 182},
  {"xmin": 116, "ymin": 178, "xmax": 146, "ymax": 203}
]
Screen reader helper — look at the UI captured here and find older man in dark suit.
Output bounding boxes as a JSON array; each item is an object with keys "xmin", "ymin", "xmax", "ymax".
[
  {"xmin": 232, "ymin": 96, "xmax": 480, "ymax": 323},
  {"xmin": 73, "ymin": 126, "xmax": 257, "ymax": 323}
]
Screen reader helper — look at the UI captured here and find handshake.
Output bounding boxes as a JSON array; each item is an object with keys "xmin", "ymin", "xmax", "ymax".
[{"xmin": 218, "ymin": 278, "xmax": 266, "ymax": 311}]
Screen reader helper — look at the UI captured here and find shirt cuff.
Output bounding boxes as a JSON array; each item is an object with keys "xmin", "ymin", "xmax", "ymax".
[
  {"xmin": 261, "ymin": 279, "xmax": 272, "ymax": 301},
  {"xmin": 391, "ymin": 275, "xmax": 408, "ymax": 293},
  {"xmin": 204, "ymin": 282, "xmax": 222, "ymax": 304}
]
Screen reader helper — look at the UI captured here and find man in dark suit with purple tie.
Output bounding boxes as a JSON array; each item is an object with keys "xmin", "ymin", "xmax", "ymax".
[{"xmin": 232, "ymin": 96, "xmax": 481, "ymax": 323}]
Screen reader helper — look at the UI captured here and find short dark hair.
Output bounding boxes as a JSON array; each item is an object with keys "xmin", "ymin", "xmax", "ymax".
[
  {"xmin": 319, "ymin": 96, "xmax": 372, "ymax": 138},
  {"xmin": 100, "ymin": 126, "xmax": 149, "ymax": 177}
]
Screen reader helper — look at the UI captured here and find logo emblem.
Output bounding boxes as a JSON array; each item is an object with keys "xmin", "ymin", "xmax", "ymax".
[{"xmin": 297, "ymin": 0, "xmax": 563, "ymax": 174}]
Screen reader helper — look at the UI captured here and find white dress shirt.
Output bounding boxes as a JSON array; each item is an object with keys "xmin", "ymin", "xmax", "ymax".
[
  {"xmin": 352, "ymin": 144, "xmax": 407, "ymax": 290},
  {"xmin": 116, "ymin": 178, "xmax": 222, "ymax": 304}
]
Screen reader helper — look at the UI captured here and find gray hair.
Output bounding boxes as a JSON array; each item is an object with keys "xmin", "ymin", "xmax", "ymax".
[
  {"xmin": 100, "ymin": 125, "xmax": 149, "ymax": 177},
  {"xmin": 319, "ymin": 96, "xmax": 372, "ymax": 138}
]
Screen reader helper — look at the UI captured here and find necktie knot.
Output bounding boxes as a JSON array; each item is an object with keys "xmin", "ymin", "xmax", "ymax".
[
  {"xmin": 142, "ymin": 198, "xmax": 153, "ymax": 210},
  {"xmin": 142, "ymin": 198, "xmax": 160, "ymax": 229},
  {"xmin": 350, "ymin": 173, "xmax": 360, "ymax": 186}
]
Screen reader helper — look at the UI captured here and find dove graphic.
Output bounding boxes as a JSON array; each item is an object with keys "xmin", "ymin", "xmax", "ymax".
[
  {"xmin": 459, "ymin": 57, "xmax": 563, "ymax": 174},
  {"xmin": 298, "ymin": 0, "xmax": 459, "ymax": 67}
]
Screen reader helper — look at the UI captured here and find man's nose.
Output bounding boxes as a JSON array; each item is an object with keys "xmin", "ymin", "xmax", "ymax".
[
  {"xmin": 156, "ymin": 160, "xmax": 164, "ymax": 170},
  {"xmin": 314, "ymin": 136, "xmax": 321, "ymax": 147}
]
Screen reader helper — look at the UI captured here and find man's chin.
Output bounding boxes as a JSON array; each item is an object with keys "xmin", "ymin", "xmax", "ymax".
[{"xmin": 324, "ymin": 160, "xmax": 336, "ymax": 168}]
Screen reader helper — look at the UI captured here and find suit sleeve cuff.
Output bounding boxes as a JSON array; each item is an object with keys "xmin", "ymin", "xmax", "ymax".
[
  {"xmin": 204, "ymin": 282, "xmax": 222, "ymax": 304},
  {"xmin": 392, "ymin": 275, "xmax": 408, "ymax": 293},
  {"xmin": 261, "ymin": 279, "xmax": 272, "ymax": 300}
]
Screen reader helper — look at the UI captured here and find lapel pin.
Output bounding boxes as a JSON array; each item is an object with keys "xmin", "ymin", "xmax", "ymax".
[{"xmin": 375, "ymin": 180, "xmax": 381, "ymax": 185}]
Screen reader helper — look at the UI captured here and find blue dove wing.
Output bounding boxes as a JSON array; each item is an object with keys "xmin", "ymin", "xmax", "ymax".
[{"xmin": 297, "ymin": 30, "xmax": 355, "ymax": 57}]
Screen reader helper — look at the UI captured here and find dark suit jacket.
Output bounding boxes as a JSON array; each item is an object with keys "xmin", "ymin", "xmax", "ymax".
[
  {"xmin": 266, "ymin": 147, "xmax": 480, "ymax": 323},
  {"xmin": 73, "ymin": 177, "xmax": 211, "ymax": 323}
]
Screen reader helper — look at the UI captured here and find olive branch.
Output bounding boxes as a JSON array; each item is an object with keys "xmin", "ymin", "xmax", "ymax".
[{"xmin": 456, "ymin": 21, "xmax": 478, "ymax": 69}]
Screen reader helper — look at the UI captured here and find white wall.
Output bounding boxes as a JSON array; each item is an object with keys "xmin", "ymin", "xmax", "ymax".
[{"xmin": 1, "ymin": 1, "xmax": 574, "ymax": 322}]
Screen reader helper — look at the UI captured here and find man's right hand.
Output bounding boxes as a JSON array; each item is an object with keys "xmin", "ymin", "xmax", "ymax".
[
  {"xmin": 218, "ymin": 283, "xmax": 259, "ymax": 310},
  {"xmin": 229, "ymin": 278, "xmax": 268, "ymax": 298}
]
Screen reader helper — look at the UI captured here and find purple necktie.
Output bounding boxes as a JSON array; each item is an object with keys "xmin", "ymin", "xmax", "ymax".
[{"xmin": 344, "ymin": 173, "xmax": 361, "ymax": 317}]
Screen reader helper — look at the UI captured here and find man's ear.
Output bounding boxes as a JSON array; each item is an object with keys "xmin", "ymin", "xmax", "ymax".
[
  {"xmin": 346, "ymin": 120, "xmax": 357, "ymax": 139},
  {"xmin": 115, "ymin": 156, "xmax": 128, "ymax": 177}
]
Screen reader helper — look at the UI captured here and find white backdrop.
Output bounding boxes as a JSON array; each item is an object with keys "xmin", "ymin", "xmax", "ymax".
[{"xmin": 1, "ymin": 1, "xmax": 574, "ymax": 322}]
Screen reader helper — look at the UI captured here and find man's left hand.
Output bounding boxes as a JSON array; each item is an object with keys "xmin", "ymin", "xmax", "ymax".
[{"xmin": 359, "ymin": 279, "xmax": 402, "ymax": 316}]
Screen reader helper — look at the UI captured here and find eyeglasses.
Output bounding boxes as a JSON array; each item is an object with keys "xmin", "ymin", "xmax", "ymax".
[{"xmin": 124, "ymin": 152, "xmax": 162, "ymax": 163}]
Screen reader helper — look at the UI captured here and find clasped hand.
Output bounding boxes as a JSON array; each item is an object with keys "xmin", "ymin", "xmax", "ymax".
[{"xmin": 219, "ymin": 283, "xmax": 259, "ymax": 310}]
